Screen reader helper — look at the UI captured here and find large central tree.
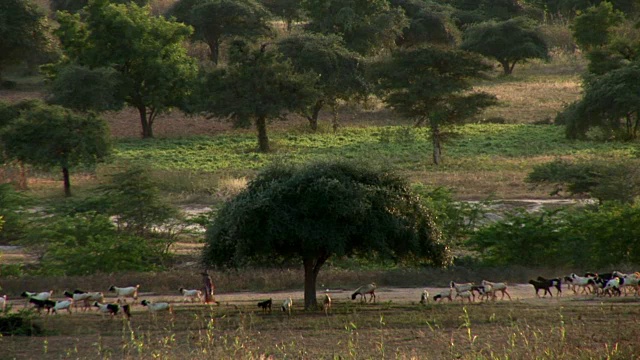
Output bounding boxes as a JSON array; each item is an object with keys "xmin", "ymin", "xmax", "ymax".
[{"xmin": 203, "ymin": 161, "xmax": 451, "ymax": 309}]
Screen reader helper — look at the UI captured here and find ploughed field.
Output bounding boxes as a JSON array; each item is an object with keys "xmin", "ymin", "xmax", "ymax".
[{"xmin": 2, "ymin": 285, "xmax": 639, "ymax": 359}]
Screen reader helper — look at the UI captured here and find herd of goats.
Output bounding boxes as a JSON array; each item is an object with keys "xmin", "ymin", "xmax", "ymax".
[{"xmin": 1, "ymin": 271, "xmax": 638, "ymax": 319}]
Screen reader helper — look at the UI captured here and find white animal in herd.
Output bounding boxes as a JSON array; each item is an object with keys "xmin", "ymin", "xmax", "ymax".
[
  {"xmin": 179, "ymin": 288, "xmax": 203, "ymax": 303},
  {"xmin": 109, "ymin": 285, "xmax": 139, "ymax": 303}
]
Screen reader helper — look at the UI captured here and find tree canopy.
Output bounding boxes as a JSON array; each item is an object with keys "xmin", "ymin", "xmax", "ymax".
[
  {"xmin": 259, "ymin": 0, "xmax": 306, "ymax": 32},
  {"xmin": 203, "ymin": 161, "xmax": 450, "ymax": 309},
  {"xmin": 167, "ymin": 0, "xmax": 271, "ymax": 64},
  {"xmin": 0, "ymin": 0, "xmax": 51, "ymax": 84},
  {"xmin": 0, "ymin": 101, "xmax": 111, "ymax": 196},
  {"xmin": 54, "ymin": 0, "xmax": 198, "ymax": 138},
  {"xmin": 47, "ymin": 64, "xmax": 123, "ymax": 113},
  {"xmin": 391, "ymin": 0, "xmax": 459, "ymax": 48},
  {"xmin": 303, "ymin": 0, "xmax": 408, "ymax": 55},
  {"xmin": 461, "ymin": 17, "xmax": 549, "ymax": 75},
  {"xmin": 374, "ymin": 46, "xmax": 497, "ymax": 165},
  {"xmin": 196, "ymin": 42, "xmax": 318, "ymax": 152},
  {"xmin": 275, "ymin": 33, "xmax": 367, "ymax": 131}
]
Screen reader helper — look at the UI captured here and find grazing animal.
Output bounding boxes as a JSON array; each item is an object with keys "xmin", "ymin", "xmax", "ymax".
[
  {"xmin": 450, "ymin": 281, "xmax": 474, "ymax": 294},
  {"xmin": 257, "ymin": 298, "xmax": 272, "ymax": 313},
  {"xmin": 94, "ymin": 302, "xmax": 128, "ymax": 318},
  {"xmin": 537, "ymin": 277, "xmax": 562, "ymax": 296},
  {"xmin": 21, "ymin": 291, "xmax": 53, "ymax": 304},
  {"xmin": 455, "ymin": 290, "xmax": 474, "ymax": 303},
  {"xmin": 141, "ymin": 300, "xmax": 173, "ymax": 314},
  {"xmin": 323, "ymin": 294, "xmax": 332, "ymax": 315},
  {"xmin": 433, "ymin": 288, "xmax": 454, "ymax": 302},
  {"xmin": 529, "ymin": 278, "xmax": 561, "ymax": 298},
  {"xmin": 0, "ymin": 295, "xmax": 7, "ymax": 312},
  {"xmin": 602, "ymin": 277, "xmax": 622, "ymax": 297},
  {"xmin": 420, "ymin": 290, "xmax": 429, "ymax": 305},
  {"xmin": 281, "ymin": 297, "xmax": 293, "ymax": 316},
  {"xmin": 179, "ymin": 288, "xmax": 203, "ymax": 303},
  {"xmin": 481, "ymin": 280, "xmax": 512, "ymax": 300},
  {"xmin": 64, "ymin": 291, "xmax": 92, "ymax": 311},
  {"xmin": 108, "ymin": 285, "xmax": 139, "ymax": 303},
  {"xmin": 351, "ymin": 283, "xmax": 377, "ymax": 303},
  {"xmin": 52, "ymin": 300, "xmax": 73, "ymax": 314},
  {"xmin": 564, "ymin": 274, "xmax": 596, "ymax": 295},
  {"xmin": 29, "ymin": 298, "xmax": 56, "ymax": 314}
]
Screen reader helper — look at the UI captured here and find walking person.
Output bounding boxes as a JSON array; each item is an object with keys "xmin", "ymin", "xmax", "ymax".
[{"xmin": 201, "ymin": 271, "xmax": 215, "ymax": 304}]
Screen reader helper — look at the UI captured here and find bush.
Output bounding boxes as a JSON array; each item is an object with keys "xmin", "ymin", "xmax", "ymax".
[
  {"xmin": 468, "ymin": 202, "xmax": 640, "ymax": 268},
  {"xmin": 0, "ymin": 183, "xmax": 31, "ymax": 245},
  {"xmin": 0, "ymin": 310, "xmax": 43, "ymax": 336},
  {"xmin": 23, "ymin": 213, "xmax": 168, "ymax": 276}
]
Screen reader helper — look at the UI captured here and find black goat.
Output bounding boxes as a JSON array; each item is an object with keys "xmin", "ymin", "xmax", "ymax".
[
  {"xmin": 29, "ymin": 298, "xmax": 56, "ymax": 314},
  {"xmin": 257, "ymin": 298, "xmax": 272, "ymax": 313},
  {"xmin": 537, "ymin": 277, "xmax": 562, "ymax": 296}
]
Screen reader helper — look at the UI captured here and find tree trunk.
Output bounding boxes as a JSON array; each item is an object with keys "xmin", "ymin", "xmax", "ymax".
[
  {"xmin": 138, "ymin": 106, "xmax": 153, "ymax": 138},
  {"xmin": 331, "ymin": 103, "xmax": 339, "ymax": 133},
  {"xmin": 306, "ymin": 100, "xmax": 324, "ymax": 131},
  {"xmin": 62, "ymin": 166, "xmax": 71, "ymax": 197},
  {"xmin": 208, "ymin": 39, "xmax": 220, "ymax": 66},
  {"xmin": 432, "ymin": 124, "xmax": 442, "ymax": 165},
  {"xmin": 256, "ymin": 115, "xmax": 270, "ymax": 152},
  {"xmin": 499, "ymin": 60, "xmax": 512, "ymax": 75},
  {"xmin": 303, "ymin": 254, "xmax": 330, "ymax": 310}
]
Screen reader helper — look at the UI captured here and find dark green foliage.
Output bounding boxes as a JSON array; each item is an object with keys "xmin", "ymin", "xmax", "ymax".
[
  {"xmin": 527, "ymin": 159, "xmax": 640, "ymax": 203},
  {"xmin": 196, "ymin": 43, "xmax": 319, "ymax": 152},
  {"xmin": 526, "ymin": 0, "xmax": 638, "ymax": 19},
  {"xmin": 303, "ymin": 0, "xmax": 408, "ymax": 55},
  {"xmin": 391, "ymin": 0, "xmax": 459, "ymax": 47},
  {"xmin": 461, "ymin": 17, "xmax": 549, "ymax": 75},
  {"xmin": 54, "ymin": 0, "xmax": 198, "ymax": 138},
  {"xmin": 447, "ymin": 0, "xmax": 526, "ymax": 27},
  {"xmin": 51, "ymin": 0, "xmax": 149, "ymax": 13},
  {"xmin": 259, "ymin": 0, "xmax": 306, "ymax": 31},
  {"xmin": 571, "ymin": 2, "xmax": 623, "ymax": 51},
  {"xmin": 0, "ymin": 102, "xmax": 111, "ymax": 196},
  {"xmin": 167, "ymin": 0, "xmax": 271, "ymax": 64},
  {"xmin": 373, "ymin": 45, "xmax": 497, "ymax": 164},
  {"xmin": 204, "ymin": 161, "xmax": 450, "ymax": 308},
  {"xmin": 47, "ymin": 64, "xmax": 123, "ymax": 113},
  {"xmin": 275, "ymin": 33, "xmax": 367, "ymax": 131},
  {"xmin": 469, "ymin": 202, "xmax": 640, "ymax": 268},
  {"xmin": 0, "ymin": 184, "xmax": 31, "ymax": 245},
  {"xmin": 0, "ymin": 0, "xmax": 51, "ymax": 82},
  {"xmin": 559, "ymin": 65, "xmax": 640, "ymax": 140},
  {"xmin": 24, "ymin": 212, "xmax": 166, "ymax": 275},
  {"xmin": 0, "ymin": 310, "xmax": 43, "ymax": 336}
]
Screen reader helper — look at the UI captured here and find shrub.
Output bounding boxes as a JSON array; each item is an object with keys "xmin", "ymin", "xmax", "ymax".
[
  {"xmin": 0, "ymin": 183, "xmax": 31, "ymax": 244},
  {"xmin": 23, "ymin": 213, "xmax": 167, "ymax": 276},
  {"xmin": 0, "ymin": 310, "xmax": 43, "ymax": 336}
]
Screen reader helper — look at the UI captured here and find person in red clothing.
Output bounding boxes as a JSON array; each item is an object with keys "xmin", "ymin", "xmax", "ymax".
[{"xmin": 201, "ymin": 271, "xmax": 215, "ymax": 304}]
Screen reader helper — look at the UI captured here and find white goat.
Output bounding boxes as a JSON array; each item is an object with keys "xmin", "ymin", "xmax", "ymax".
[
  {"xmin": 603, "ymin": 277, "xmax": 622, "ymax": 296},
  {"xmin": 351, "ymin": 283, "xmax": 377, "ymax": 303},
  {"xmin": 52, "ymin": 300, "xmax": 73, "ymax": 314},
  {"xmin": 0, "ymin": 295, "xmax": 7, "ymax": 312},
  {"xmin": 21, "ymin": 291, "xmax": 53, "ymax": 306},
  {"xmin": 179, "ymin": 288, "xmax": 203, "ymax": 303},
  {"xmin": 420, "ymin": 290, "xmax": 430, "ymax": 305},
  {"xmin": 455, "ymin": 290, "xmax": 474, "ymax": 303},
  {"xmin": 481, "ymin": 280, "xmax": 512, "ymax": 300},
  {"xmin": 450, "ymin": 282, "xmax": 475, "ymax": 301},
  {"xmin": 282, "ymin": 297, "xmax": 293, "ymax": 316},
  {"xmin": 141, "ymin": 300, "xmax": 173, "ymax": 314},
  {"xmin": 566, "ymin": 274, "xmax": 596, "ymax": 295},
  {"xmin": 109, "ymin": 285, "xmax": 139, "ymax": 303}
]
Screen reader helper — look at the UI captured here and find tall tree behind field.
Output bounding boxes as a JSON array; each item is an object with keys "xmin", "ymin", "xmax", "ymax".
[
  {"xmin": 0, "ymin": 0, "xmax": 52, "ymax": 85},
  {"xmin": 303, "ymin": 0, "xmax": 408, "ymax": 55},
  {"xmin": 276, "ymin": 33, "xmax": 367, "ymax": 132},
  {"xmin": 167, "ymin": 0, "xmax": 272, "ymax": 65},
  {"xmin": 391, "ymin": 0, "xmax": 460, "ymax": 48},
  {"xmin": 259, "ymin": 0, "xmax": 306, "ymax": 32},
  {"xmin": 52, "ymin": 0, "xmax": 198, "ymax": 138}
]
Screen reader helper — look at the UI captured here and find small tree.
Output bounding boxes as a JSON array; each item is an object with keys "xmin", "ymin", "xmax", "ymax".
[
  {"xmin": 167, "ymin": 0, "xmax": 271, "ymax": 65},
  {"xmin": 275, "ymin": 33, "xmax": 367, "ymax": 131},
  {"xmin": 374, "ymin": 46, "xmax": 497, "ymax": 165},
  {"xmin": 54, "ymin": 0, "xmax": 198, "ymax": 138},
  {"xmin": 0, "ymin": 102, "xmax": 111, "ymax": 196},
  {"xmin": 0, "ymin": 0, "xmax": 51, "ymax": 84},
  {"xmin": 461, "ymin": 17, "xmax": 549, "ymax": 75},
  {"xmin": 571, "ymin": 2, "xmax": 624, "ymax": 51},
  {"xmin": 197, "ymin": 43, "xmax": 318, "ymax": 152},
  {"xmin": 203, "ymin": 161, "xmax": 450, "ymax": 309},
  {"xmin": 47, "ymin": 64, "xmax": 123, "ymax": 113}
]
